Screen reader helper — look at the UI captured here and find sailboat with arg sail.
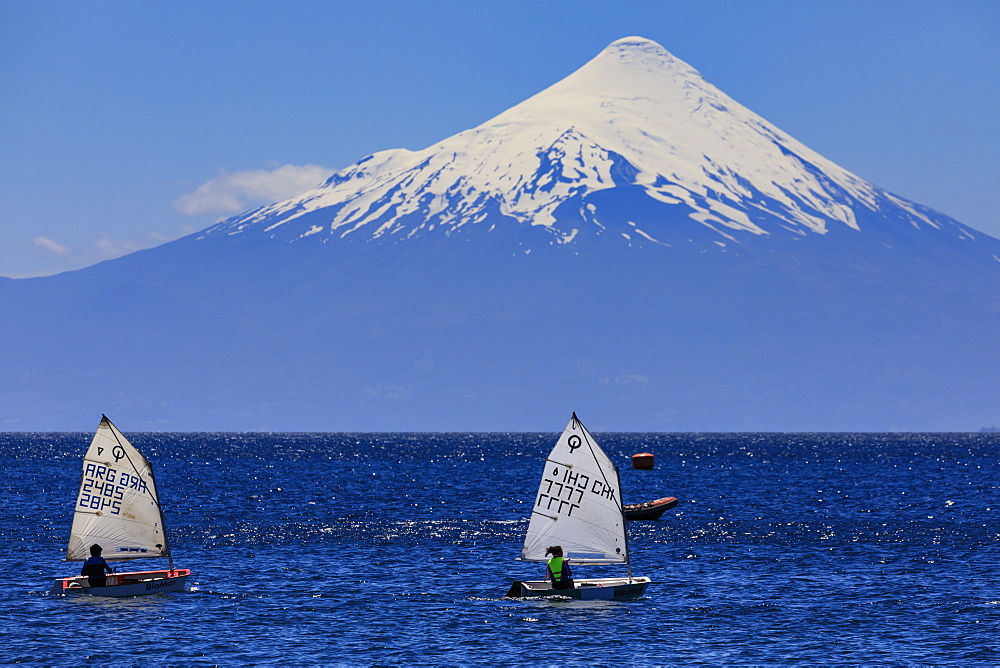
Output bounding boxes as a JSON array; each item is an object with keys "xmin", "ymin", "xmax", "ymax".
[
  {"xmin": 51, "ymin": 415, "xmax": 190, "ymax": 597},
  {"xmin": 506, "ymin": 412, "xmax": 651, "ymax": 601}
]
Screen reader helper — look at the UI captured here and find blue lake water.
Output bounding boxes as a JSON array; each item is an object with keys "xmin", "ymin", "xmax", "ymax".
[{"xmin": 1, "ymin": 431, "xmax": 999, "ymax": 664}]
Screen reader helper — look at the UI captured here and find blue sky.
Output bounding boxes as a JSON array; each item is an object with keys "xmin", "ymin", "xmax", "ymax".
[{"xmin": 2, "ymin": 0, "xmax": 997, "ymax": 278}]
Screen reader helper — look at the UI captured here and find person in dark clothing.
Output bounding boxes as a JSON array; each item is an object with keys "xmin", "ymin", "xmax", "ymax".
[
  {"xmin": 81, "ymin": 544, "xmax": 114, "ymax": 587},
  {"xmin": 545, "ymin": 545, "xmax": 574, "ymax": 590}
]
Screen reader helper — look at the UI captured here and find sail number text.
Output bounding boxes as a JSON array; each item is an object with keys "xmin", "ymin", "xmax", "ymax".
[
  {"xmin": 536, "ymin": 466, "xmax": 617, "ymax": 517},
  {"xmin": 77, "ymin": 463, "xmax": 149, "ymax": 515}
]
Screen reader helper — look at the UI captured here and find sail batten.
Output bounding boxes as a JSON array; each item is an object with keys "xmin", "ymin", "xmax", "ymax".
[
  {"xmin": 520, "ymin": 413, "xmax": 628, "ymax": 565},
  {"xmin": 65, "ymin": 417, "xmax": 170, "ymax": 562}
]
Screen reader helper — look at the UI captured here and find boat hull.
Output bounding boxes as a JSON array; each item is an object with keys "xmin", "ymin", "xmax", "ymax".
[
  {"xmin": 509, "ymin": 577, "xmax": 651, "ymax": 601},
  {"xmin": 51, "ymin": 568, "xmax": 191, "ymax": 597},
  {"xmin": 623, "ymin": 496, "xmax": 678, "ymax": 521}
]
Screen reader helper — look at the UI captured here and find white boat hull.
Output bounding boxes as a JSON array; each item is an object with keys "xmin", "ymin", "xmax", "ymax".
[
  {"xmin": 51, "ymin": 568, "xmax": 190, "ymax": 597},
  {"xmin": 510, "ymin": 576, "xmax": 651, "ymax": 601}
]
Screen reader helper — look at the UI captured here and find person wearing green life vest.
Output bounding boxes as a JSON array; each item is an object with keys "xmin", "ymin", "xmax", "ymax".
[{"xmin": 545, "ymin": 545, "xmax": 574, "ymax": 590}]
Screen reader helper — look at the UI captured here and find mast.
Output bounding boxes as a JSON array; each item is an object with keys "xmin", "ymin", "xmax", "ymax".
[
  {"xmin": 616, "ymin": 462, "xmax": 634, "ymax": 581},
  {"xmin": 576, "ymin": 411, "xmax": 634, "ymax": 578},
  {"xmin": 146, "ymin": 458, "xmax": 174, "ymax": 572},
  {"xmin": 575, "ymin": 411, "xmax": 632, "ymax": 575},
  {"xmin": 104, "ymin": 415, "xmax": 173, "ymax": 568}
]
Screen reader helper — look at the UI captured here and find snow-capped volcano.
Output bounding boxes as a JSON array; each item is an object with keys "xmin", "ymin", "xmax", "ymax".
[
  {"xmin": 3, "ymin": 37, "xmax": 1000, "ymax": 433},
  {"xmin": 202, "ymin": 36, "xmax": 969, "ymax": 251}
]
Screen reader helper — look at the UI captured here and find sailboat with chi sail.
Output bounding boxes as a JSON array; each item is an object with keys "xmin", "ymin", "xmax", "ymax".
[
  {"xmin": 50, "ymin": 415, "xmax": 190, "ymax": 597},
  {"xmin": 506, "ymin": 412, "xmax": 651, "ymax": 601}
]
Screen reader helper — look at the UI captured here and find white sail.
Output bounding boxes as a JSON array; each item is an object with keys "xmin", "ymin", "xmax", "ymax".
[
  {"xmin": 521, "ymin": 413, "xmax": 628, "ymax": 565},
  {"xmin": 65, "ymin": 416, "xmax": 170, "ymax": 561}
]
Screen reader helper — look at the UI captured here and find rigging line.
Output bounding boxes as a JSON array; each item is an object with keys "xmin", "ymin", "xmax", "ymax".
[
  {"xmin": 102, "ymin": 415, "xmax": 163, "ymax": 510},
  {"xmin": 575, "ymin": 415, "xmax": 619, "ymax": 505},
  {"xmin": 574, "ymin": 413, "xmax": 631, "ymax": 566}
]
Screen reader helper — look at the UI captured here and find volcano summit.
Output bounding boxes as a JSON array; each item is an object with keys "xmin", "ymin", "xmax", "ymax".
[
  {"xmin": 3, "ymin": 37, "xmax": 999, "ymax": 431},
  {"xmin": 202, "ymin": 37, "xmax": 991, "ymax": 260}
]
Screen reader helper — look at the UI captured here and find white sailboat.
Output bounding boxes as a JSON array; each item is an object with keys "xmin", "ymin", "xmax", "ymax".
[
  {"xmin": 507, "ymin": 412, "xmax": 651, "ymax": 601},
  {"xmin": 51, "ymin": 415, "xmax": 190, "ymax": 597}
]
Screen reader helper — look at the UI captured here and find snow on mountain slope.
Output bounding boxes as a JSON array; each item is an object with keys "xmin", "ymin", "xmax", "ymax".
[{"xmin": 200, "ymin": 36, "xmax": 976, "ymax": 253}]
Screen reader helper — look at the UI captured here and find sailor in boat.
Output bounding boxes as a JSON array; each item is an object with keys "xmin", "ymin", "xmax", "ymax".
[
  {"xmin": 81, "ymin": 544, "xmax": 113, "ymax": 588},
  {"xmin": 545, "ymin": 546, "xmax": 574, "ymax": 590}
]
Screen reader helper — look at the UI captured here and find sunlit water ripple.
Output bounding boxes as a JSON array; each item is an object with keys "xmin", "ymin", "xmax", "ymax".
[{"xmin": 1, "ymin": 432, "xmax": 999, "ymax": 663}]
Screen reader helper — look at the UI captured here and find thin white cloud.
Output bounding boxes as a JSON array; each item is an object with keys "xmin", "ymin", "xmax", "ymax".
[
  {"xmin": 600, "ymin": 373, "xmax": 650, "ymax": 387},
  {"xmin": 33, "ymin": 235, "xmax": 70, "ymax": 256},
  {"xmin": 96, "ymin": 233, "xmax": 143, "ymax": 259},
  {"xmin": 173, "ymin": 164, "xmax": 335, "ymax": 217},
  {"xmin": 92, "ymin": 226, "xmax": 197, "ymax": 260},
  {"xmin": 17, "ymin": 226, "xmax": 199, "ymax": 278},
  {"xmin": 147, "ymin": 226, "xmax": 197, "ymax": 243}
]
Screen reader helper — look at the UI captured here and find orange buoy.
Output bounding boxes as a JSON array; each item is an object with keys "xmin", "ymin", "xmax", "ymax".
[{"xmin": 631, "ymin": 452, "xmax": 654, "ymax": 470}]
